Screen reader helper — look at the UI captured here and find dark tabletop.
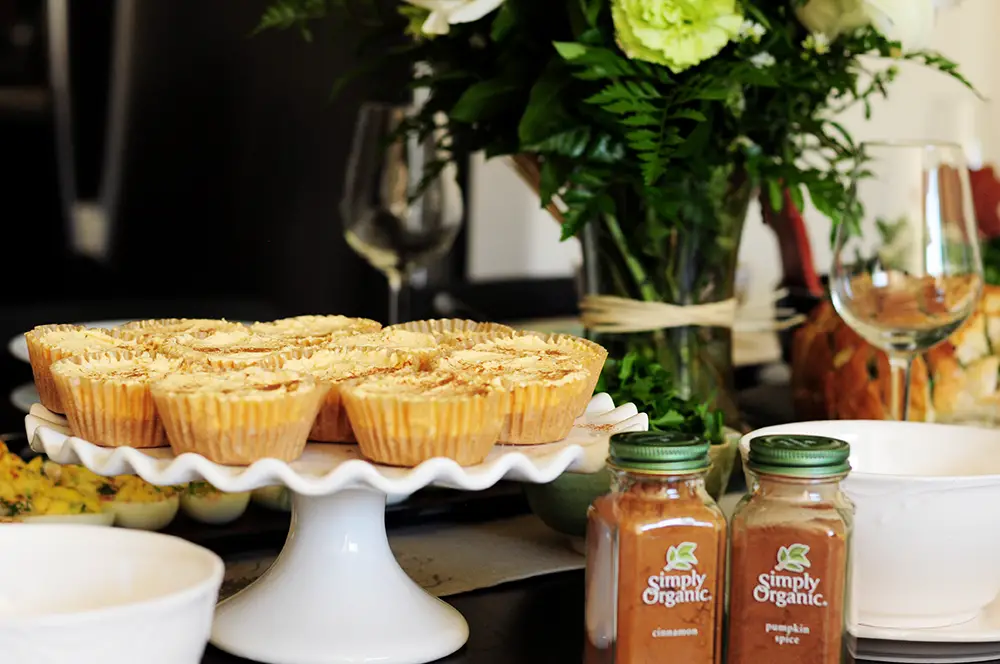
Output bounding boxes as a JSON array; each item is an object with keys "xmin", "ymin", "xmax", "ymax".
[{"xmin": 201, "ymin": 568, "xmax": 987, "ymax": 664}]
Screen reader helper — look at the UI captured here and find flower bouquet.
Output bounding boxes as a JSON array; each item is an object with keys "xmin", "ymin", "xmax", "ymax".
[{"xmin": 259, "ymin": 0, "xmax": 970, "ymax": 426}]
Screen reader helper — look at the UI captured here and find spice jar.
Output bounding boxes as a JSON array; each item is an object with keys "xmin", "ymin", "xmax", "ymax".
[
  {"xmin": 584, "ymin": 431, "xmax": 727, "ymax": 664},
  {"xmin": 727, "ymin": 434, "xmax": 855, "ymax": 664}
]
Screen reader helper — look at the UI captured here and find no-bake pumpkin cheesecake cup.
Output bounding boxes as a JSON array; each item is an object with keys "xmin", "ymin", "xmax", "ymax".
[
  {"xmin": 268, "ymin": 347, "xmax": 417, "ymax": 443},
  {"xmin": 151, "ymin": 367, "xmax": 328, "ymax": 465},
  {"xmin": 160, "ymin": 329, "xmax": 289, "ymax": 370},
  {"xmin": 25, "ymin": 324, "xmax": 138, "ymax": 413},
  {"xmin": 482, "ymin": 333, "xmax": 608, "ymax": 414},
  {"xmin": 438, "ymin": 348, "xmax": 591, "ymax": 445},
  {"xmin": 340, "ymin": 370, "xmax": 505, "ymax": 467},
  {"xmin": 51, "ymin": 350, "xmax": 184, "ymax": 448},
  {"xmin": 386, "ymin": 318, "xmax": 515, "ymax": 348},
  {"xmin": 327, "ymin": 329, "xmax": 441, "ymax": 369},
  {"xmin": 120, "ymin": 318, "xmax": 247, "ymax": 346},
  {"xmin": 252, "ymin": 314, "xmax": 382, "ymax": 346}
]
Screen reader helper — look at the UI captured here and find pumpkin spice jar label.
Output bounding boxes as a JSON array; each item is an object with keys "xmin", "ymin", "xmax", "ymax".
[{"xmin": 727, "ymin": 528, "xmax": 849, "ymax": 664}]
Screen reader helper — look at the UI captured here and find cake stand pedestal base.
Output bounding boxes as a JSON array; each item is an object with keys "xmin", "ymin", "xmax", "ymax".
[{"xmin": 211, "ymin": 488, "xmax": 468, "ymax": 664}]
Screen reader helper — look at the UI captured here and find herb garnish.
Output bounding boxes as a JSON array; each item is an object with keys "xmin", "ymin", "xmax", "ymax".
[{"xmin": 597, "ymin": 351, "xmax": 724, "ymax": 445}]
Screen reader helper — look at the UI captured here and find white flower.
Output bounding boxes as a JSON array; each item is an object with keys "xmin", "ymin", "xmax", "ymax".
[
  {"xmin": 794, "ymin": 0, "xmax": 962, "ymax": 49},
  {"xmin": 749, "ymin": 51, "xmax": 776, "ymax": 68},
  {"xmin": 405, "ymin": 0, "xmax": 505, "ymax": 36},
  {"xmin": 739, "ymin": 20, "xmax": 766, "ymax": 43},
  {"xmin": 803, "ymin": 33, "xmax": 831, "ymax": 54}
]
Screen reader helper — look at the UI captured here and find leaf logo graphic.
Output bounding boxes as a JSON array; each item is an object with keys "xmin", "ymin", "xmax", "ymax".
[
  {"xmin": 664, "ymin": 542, "xmax": 699, "ymax": 572},
  {"xmin": 774, "ymin": 544, "xmax": 811, "ymax": 573}
]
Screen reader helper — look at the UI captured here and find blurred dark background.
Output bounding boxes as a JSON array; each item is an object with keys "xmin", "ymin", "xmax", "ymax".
[{"xmin": 0, "ymin": 0, "xmax": 578, "ymax": 434}]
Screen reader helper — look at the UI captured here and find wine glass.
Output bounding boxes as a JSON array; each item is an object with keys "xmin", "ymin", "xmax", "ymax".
[
  {"xmin": 831, "ymin": 141, "xmax": 984, "ymax": 421},
  {"xmin": 341, "ymin": 102, "xmax": 464, "ymax": 324}
]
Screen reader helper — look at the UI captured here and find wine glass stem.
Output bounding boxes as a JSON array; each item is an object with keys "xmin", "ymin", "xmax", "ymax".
[
  {"xmin": 888, "ymin": 354, "xmax": 914, "ymax": 421},
  {"xmin": 387, "ymin": 272, "xmax": 410, "ymax": 325}
]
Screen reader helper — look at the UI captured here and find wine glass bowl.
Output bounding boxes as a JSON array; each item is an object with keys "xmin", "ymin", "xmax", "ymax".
[
  {"xmin": 341, "ymin": 102, "xmax": 464, "ymax": 324},
  {"xmin": 830, "ymin": 141, "xmax": 984, "ymax": 420}
]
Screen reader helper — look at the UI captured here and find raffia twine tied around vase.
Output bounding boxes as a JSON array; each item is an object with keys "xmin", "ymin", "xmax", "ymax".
[
  {"xmin": 580, "ymin": 291, "xmax": 805, "ymax": 334},
  {"xmin": 506, "ymin": 155, "xmax": 806, "ymax": 336}
]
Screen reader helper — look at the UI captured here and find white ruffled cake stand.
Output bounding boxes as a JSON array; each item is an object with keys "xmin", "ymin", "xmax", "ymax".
[{"xmin": 26, "ymin": 393, "xmax": 647, "ymax": 664}]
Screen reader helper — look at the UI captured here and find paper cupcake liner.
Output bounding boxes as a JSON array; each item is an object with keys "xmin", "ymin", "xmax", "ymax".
[
  {"xmin": 52, "ymin": 367, "xmax": 167, "ymax": 449},
  {"xmin": 501, "ymin": 375, "xmax": 590, "ymax": 445},
  {"xmin": 311, "ymin": 388, "xmax": 355, "ymax": 443},
  {"xmin": 152, "ymin": 385, "xmax": 325, "ymax": 465},
  {"xmin": 342, "ymin": 389, "xmax": 504, "ymax": 467}
]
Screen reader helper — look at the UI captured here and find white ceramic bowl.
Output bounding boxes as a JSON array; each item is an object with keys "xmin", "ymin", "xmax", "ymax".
[
  {"xmin": 0, "ymin": 525, "xmax": 224, "ymax": 664},
  {"xmin": 741, "ymin": 420, "xmax": 1000, "ymax": 630}
]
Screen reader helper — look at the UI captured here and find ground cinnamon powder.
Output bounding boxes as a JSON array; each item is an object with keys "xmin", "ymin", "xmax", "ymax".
[
  {"xmin": 585, "ymin": 476, "xmax": 726, "ymax": 664},
  {"xmin": 727, "ymin": 511, "xmax": 850, "ymax": 664}
]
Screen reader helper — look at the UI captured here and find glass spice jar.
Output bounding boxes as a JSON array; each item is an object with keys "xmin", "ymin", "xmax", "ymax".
[
  {"xmin": 727, "ymin": 434, "xmax": 855, "ymax": 664},
  {"xmin": 584, "ymin": 431, "xmax": 727, "ymax": 664}
]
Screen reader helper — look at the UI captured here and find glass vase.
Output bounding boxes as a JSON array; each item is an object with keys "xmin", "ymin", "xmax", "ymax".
[{"xmin": 580, "ymin": 170, "xmax": 755, "ymax": 427}]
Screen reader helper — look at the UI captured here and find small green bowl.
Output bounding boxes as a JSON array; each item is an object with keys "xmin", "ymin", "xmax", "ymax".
[{"xmin": 524, "ymin": 430, "xmax": 740, "ymax": 540}]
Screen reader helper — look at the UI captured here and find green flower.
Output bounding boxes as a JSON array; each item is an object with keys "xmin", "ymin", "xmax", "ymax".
[{"xmin": 611, "ymin": 0, "xmax": 743, "ymax": 73}]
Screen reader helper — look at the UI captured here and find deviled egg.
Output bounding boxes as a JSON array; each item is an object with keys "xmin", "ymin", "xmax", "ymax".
[
  {"xmin": 103, "ymin": 476, "xmax": 179, "ymax": 531},
  {"xmin": 180, "ymin": 482, "xmax": 250, "ymax": 525}
]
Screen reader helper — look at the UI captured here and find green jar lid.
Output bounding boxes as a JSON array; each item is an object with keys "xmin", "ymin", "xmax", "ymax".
[
  {"xmin": 748, "ymin": 434, "xmax": 851, "ymax": 478},
  {"xmin": 608, "ymin": 431, "xmax": 710, "ymax": 474}
]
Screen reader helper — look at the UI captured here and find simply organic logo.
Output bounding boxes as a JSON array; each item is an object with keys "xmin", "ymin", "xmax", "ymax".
[
  {"xmin": 643, "ymin": 542, "xmax": 712, "ymax": 608},
  {"xmin": 775, "ymin": 544, "xmax": 811, "ymax": 573},
  {"xmin": 753, "ymin": 543, "xmax": 827, "ymax": 608}
]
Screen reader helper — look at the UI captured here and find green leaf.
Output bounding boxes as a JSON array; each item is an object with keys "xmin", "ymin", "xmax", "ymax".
[
  {"xmin": 523, "ymin": 127, "xmax": 591, "ymax": 158},
  {"xmin": 553, "ymin": 41, "xmax": 587, "ymax": 61},
  {"xmin": 667, "ymin": 547, "xmax": 678, "ymax": 565},
  {"xmin": 784, "ymin": 561, "xmax": 805, "ymax": 573},
  {"xmin": 490, "ymin": 3, "xmax": 515, "ymax": 42},
  {"xmin": 450, "ymin": 79, "xmax": 520, "ymax": 123},
  {"xmin": 518, "ymin": 65, "xmax": 570, "ymax": 146},
  {"xmin": 578, "ymin": 0, "xmax": 602, "ymax": 27}
]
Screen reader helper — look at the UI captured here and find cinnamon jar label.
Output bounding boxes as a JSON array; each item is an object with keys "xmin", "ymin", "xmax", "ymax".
[
  {"xmin": 728, "ymin": 526, "xmax": 848, "ymax": 664},
  {"xmin": 616, "ymin": 527, "xmax": 724, "ymax": 663}
]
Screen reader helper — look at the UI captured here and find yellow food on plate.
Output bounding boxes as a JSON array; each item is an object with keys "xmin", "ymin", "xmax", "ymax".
[
  {"xmin": 0, "ymin": 445, "xmax": 111, "ymax": 524},
  {"xmin": 103, "ymin": 476, "xmax": 179, "ymax": 531},
  {"xmin": 179, "ymin": 482, "xmax": 250, "ymax": 525}
]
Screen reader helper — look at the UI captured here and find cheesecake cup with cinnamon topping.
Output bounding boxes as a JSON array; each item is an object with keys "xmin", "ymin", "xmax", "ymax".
[
  {"xmin": 25, "ymin": 325, "xmax": 139, "ymax": 413},
  {"xmin": 120, "ymin": 318, "xmax": 247, "ymax": 348},
  {"xmin": 438, "ymin": 349, "xmax": 590, "ymax": 445},
  {"xmin": 386, "ymin": 318, "xmax": 515, "ymax": 348},
  {"xmin": 151, "ymin": 367, "xmax": 327, "ymax": 465},
  {"xmin": 327, "ymin": 328, "xmax": 441, "ymax": 369},
  {"xmin": 161, "ymin": 329, "xmax": 289, "ymax": 370},
  {"xmin": 252, "ymin": 314, "xmax": 382, "ymax": 346},
  {"xmin": 51, "ymin": 350, "xmax": 183, "ymax": 448},
  {"xmin": 340, "ymin": 370, "xmax": 504, "ymax": 467},
  {"xmin": 269, "ymin": 347, "xmax": 416, "ymax": 443},
  {"xmin": 476, "ymin": 332, "xmax": 608, "ymax": 414}
]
